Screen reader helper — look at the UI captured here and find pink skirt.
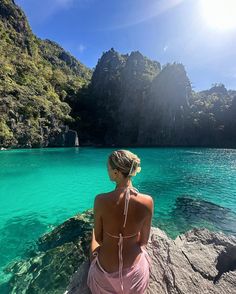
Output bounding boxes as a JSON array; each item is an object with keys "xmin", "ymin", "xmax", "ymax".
[{"xmin": 87, "ymin": 248, "xmax": 151, "ymax": 294}]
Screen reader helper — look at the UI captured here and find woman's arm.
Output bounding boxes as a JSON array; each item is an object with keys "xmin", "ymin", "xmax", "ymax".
[
  {"xmin": 90, "ymin": 195, "xmax": 103, "ymax": 261},
  {"xmin": 93, "ymin": 194, "xmax": 103, "ymax": 244},
  {"xmin": 138, "ymin": 196, "xmax": 154, "ymax": 246},
  {"xmin": 89, "ymin": 228, "xmax": 100, "ymax": 262}
]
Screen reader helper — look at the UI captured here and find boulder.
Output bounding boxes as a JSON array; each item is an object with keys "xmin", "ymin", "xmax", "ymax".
[
  {"xmin": 4, "ymin": 210, "xmax": 236, "ymax": 294},
  {"xmin": 65, "ymin": 227, "xmax": 236, "ymax": 294},
  {"xmin": 4, "ymin": 210, "xmax": 93, "ymax": 294}
]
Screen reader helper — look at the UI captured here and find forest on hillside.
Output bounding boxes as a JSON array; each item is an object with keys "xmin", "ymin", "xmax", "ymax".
[{"xmin": 1, "ymin": 0, "xmax": 236, "ymax": 148}]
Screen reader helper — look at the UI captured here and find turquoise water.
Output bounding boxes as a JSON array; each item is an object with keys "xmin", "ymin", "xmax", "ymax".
[{"xmin": 1, "ymin": 147, "xmax": 236, "ymax": 284}]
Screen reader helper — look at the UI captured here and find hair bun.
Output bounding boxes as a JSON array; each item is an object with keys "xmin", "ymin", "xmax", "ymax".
[{"xmin": 108, "ymin": 149, "xmax": 141, "ymax": 178}]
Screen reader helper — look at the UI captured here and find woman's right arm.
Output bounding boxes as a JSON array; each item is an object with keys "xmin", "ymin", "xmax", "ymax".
[
  {"xmin": 94, "ymin": 194, "xmax": 103, "ymax": 245},
  {"xmin": 138, "ymin": 196, "xmax": 154, "ymax": 246}
]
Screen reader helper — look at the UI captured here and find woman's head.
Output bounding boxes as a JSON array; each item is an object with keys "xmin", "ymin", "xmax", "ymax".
[{"xmin": 107, "ymin": 150, "xmax": 141, "ymax": 181}]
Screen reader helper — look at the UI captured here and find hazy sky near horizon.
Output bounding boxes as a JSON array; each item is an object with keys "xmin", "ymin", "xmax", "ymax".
[{"xmin": 15, "ymin": 0, "xmax": 236, "ymax": 90}]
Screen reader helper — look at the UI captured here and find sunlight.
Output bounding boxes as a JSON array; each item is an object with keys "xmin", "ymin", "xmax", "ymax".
[{"xmin": 201, "ymin": 0, "xmax": 236, "ymax": 30}]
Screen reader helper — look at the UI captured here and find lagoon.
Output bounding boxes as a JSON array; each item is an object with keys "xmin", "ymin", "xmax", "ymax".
[{"xmin": 1, "ymin": 147, "xmax": 236, "ymax": 284}]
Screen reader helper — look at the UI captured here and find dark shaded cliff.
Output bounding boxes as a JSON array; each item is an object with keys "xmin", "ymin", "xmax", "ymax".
[
  {"xmin": 1, "ymin": 1, "xmax": 236, "ymax": 148},
  {"xmin": 79, "ymin": 49, "xmax": 236, "ymax": 147}
]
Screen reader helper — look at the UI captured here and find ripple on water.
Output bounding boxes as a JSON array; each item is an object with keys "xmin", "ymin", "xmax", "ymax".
[
  {"xmin": 0, "ymin": 213, "xmax": 52, "ymax": 285},
  {"xmin": 1, "ymin": 147, "xmax": 236, "ymax": 285}
]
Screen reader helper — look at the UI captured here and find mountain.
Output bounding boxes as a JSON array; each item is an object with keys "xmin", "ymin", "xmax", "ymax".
[
  {"xmin": 79, "ymin": 49, "xmax": 236, "ymax": 147},
  {"xmin": 0, "ymin": 0, "xmax": 92, "ymax": 148},
  {"xmin": 1, "ymin": 0, "xmax": 235, "ymax": 148},
  {"xmin": 86, "ymin": 48, "xmax": 161, "ymax": 145}
]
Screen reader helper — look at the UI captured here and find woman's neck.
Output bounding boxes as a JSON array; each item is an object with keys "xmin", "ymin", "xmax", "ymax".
[{"xmin": 115, "ymin": 179, "xmax": 133, "ymax": 190}]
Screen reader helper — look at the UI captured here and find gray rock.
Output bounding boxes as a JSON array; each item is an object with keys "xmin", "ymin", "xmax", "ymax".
[
  {"xmin": 65, "ymin": 261, "xmax": 91, "ymax": 294},
  {"xmin": 65, "ymin": 227, "xmax": 236, "ymax": 294},
  {"xmin": 65, "ymin": 130, "xmax": 79, "ymax": 147},
  {"xmin": 47, "ymin": 128, "xmax": 79, "ymax": 147},
  {"xmin": 5, "ymin": 210, "xmax": 236, "ymax": 294},
  {"xmin": 146, "ymin": 227, "xmax": 236, "ymax": 294}
]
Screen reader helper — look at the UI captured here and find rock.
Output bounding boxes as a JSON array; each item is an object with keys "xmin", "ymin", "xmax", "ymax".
[
  {"xmin": 47, "ymin": 128, "xmax": 79, "ymax": 147},
  {"xmin": 65, "ymin": 130, "xmax": 79, "ymax": 147},
  {"xmin": 4, "ymin": 210, "xmax": 236, "ymax": 294},
  {"xmin": 65, "ymin": 261, "xmax": 91, "ymax": 294},
  {"xmin": 38, "ymin": 209, "xmax": 93, "ymax": 252},
  {"xmin": 4, "ymin": 210, "xmax": 93, "ymax": 294},
  {"xmin": 9, "ymin": 118, "xmax": 16, "ymax": 129},
  {"xmin": 171, "ymin": 196, "xmax": 236, "ymax": 236},
  {"xmin": 146, "ymin": 227, "xmax": 236, "ymax": 294}
]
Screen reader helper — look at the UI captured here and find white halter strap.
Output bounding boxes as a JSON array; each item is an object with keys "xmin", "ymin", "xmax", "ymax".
[
  {"xmin": 104, "ymin": 186, "xmax": 139, "ymax": 293},
  {"xmin": 123, "ymin": 186, "xmax": 138, "ymax": 227},
  {"xmin": 121, "ymin": 186, "xmax": 139, "ymax": 292}
]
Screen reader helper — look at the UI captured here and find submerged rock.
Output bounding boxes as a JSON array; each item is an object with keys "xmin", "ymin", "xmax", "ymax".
[
  {"xmin": 4, "ymin": 210, "xmax": 236, "ymax": 294},
  {"xmin": 4, "ymin": 210, "xmax": 93, "ymax": 294},
  {"xmin": 171, "ymin": 196, "xmax": 236, "ymax": 236}
]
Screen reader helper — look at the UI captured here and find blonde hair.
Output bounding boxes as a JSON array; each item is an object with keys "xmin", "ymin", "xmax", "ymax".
[{"xmin": 108, "ymin": 149, "xmax": 141, "ymax": 178}]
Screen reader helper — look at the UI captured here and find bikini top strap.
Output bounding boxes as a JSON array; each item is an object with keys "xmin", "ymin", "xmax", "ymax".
[
  {"xmin": 104, "ymin": 186, "xmax": 139, "ymax": 239},
  {"xmin": 123, "ymin": 187, "xmax": 139, "ymax": 228},
  {"xmin": 105, "ymin": 186, "xmax": 139, "ymax": 293},
  {"xmin": 105, "ymin": 231, "xmax": 138, "ymax": 239}
]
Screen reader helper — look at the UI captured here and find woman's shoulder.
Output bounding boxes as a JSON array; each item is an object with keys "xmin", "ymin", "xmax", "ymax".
[
  {"xmin": 137, "ymin": 192, "xmax": 153, "ymax": 200},
  {"xmin": 100, "ymin": 190, "xmax": 153, "ymax": 201},
  {"xmin": 94, "ymin": 192, "xmax": 107, "ymax": 201},
  {"xmin": 94, "ymin": 191, "xmax": 153, "ymax": 207},
  {"xmin": 94, "ymin": 192, "xmax": 113, "ymax": 205},
  {"xmin": 136, "ymin": 192, "xmax": 153, "ymax": 207}
]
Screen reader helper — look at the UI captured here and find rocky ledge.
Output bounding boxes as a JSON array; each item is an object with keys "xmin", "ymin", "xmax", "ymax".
[{"xmin": 3, "ymin": 210, "xmax": 236, "ymax": 294}]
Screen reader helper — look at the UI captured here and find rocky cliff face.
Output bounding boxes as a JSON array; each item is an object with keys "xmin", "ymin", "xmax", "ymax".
[
  {"xmin": 83, "ymin": 49, "xmax": 236, "ymax": 147},
  {"xmin": 137, "ymin": 63, "xmax": 191, "ymax": 145},
  {"xmin": 1, "ymin": 1, "xmax": 236, "ymax": 148},
  {"xmin": 0, "ymin": 0, "xmax": 91, "ymax": 148},
  {"xmin": 3, "ymin": 210, "xmax": 236, "ymax": 294},
  {"xmin": 88, "ymin": 48, "xmax": 161, "ymax": 146}
]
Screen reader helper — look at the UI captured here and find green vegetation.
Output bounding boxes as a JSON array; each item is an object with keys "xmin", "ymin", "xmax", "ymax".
[
  {"xmin": 187, "ymin": 84, "xmax": 236, "ymax": 146},
  {"xmin": 0, "ymin": 0, "xmax": 91, "ymax": 147},
  {"xmin": 78, "ymin": 50, "xmax": 236, "ymax": 147},
  {"xmin": 0, "ymin": 0, "xmax": 235, "ymax": 148}
]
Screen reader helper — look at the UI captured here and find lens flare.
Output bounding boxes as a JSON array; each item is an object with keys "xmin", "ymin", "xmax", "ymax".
[{"xmin": 201, "ymin": 0, "xmax": 236, "ymax": 30}]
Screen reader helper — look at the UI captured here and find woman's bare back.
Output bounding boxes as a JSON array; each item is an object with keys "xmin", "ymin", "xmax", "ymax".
[{"xmin": 94, "ymin": 187, "xmax": 153, "ymax": 272}]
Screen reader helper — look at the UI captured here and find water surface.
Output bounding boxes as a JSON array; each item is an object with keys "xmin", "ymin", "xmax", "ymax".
[{"xmin": 1, "ymin": 147, "xmax": 236, "ymax": 284}]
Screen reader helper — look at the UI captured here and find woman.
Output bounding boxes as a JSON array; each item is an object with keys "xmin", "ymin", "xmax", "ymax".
[{"xmin": 87, "ymin": 149, "xmax": 153, "ymax": 294}]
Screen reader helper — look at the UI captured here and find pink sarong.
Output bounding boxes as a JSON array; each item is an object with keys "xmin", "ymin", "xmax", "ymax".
[{"xmin": 87, "ymin": 247, "xmax": 150, "ymax": 294}]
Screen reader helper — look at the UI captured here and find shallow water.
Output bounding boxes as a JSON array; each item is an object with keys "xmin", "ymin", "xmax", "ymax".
[{"xmin": 1, "ymin": 147, "xmax": 236, "ymax": 284}]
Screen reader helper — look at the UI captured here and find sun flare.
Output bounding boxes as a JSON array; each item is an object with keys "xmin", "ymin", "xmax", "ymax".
[{"xmin": 201, "ymin": 0, "xmax": 236, "ymax": 30}]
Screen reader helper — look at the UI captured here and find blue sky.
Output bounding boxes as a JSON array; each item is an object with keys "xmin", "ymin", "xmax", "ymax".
[{"xmin": 15, "ymin": 0, "xmax": 236, "ymax": 90}]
